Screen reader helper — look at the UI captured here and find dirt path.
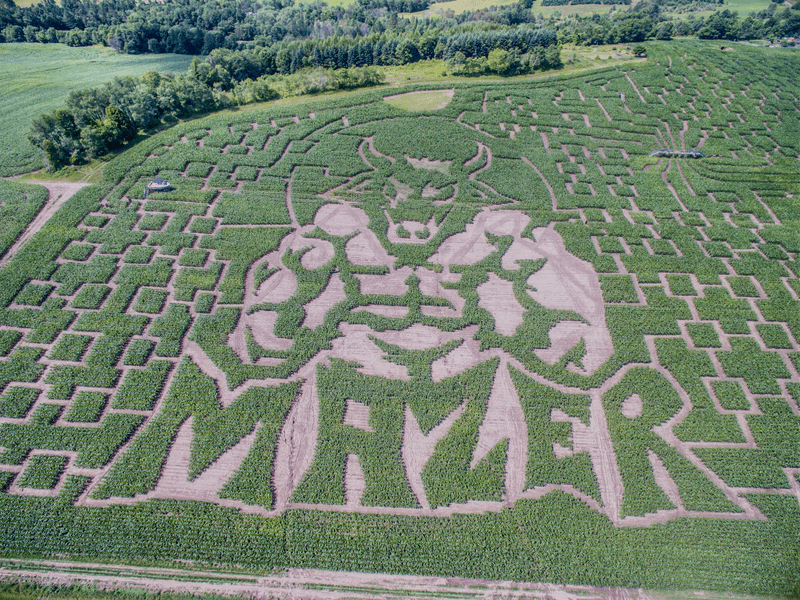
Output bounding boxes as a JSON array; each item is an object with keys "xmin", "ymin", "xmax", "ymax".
[
  {"xmin": 0, "ymin": 180, "xmax": 90, "ymax": 265},
  {"xmin": 0, "ymin": 559, "xmax": 664, "ymax": 600},
  {"xmin": 624, "ymin": 73, "xmax": 646, "ymax": 104}
]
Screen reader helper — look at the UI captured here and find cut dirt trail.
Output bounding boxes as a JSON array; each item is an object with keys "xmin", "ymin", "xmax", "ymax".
[
  {"xmin": 0, "ymin": 559, "xmax": 662, "ymax": 600},
  {"xmin": 0, "ymin": 180, "xmax": 90, "ymax": 264}
]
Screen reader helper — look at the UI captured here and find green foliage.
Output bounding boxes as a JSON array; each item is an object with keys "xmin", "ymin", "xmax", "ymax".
[
  {"xmin": 96, "ymin": 356, "xmax": 297, "ymax": 505},
  {"xmin": 14, "ymin": 283, "xmax": 54, "ymax": 306},
  {"xmin": 657, "ymin": 338, "xmax": 745, "ymax": 443},
  {"xmin": 717, "ymin": 338, "xmax": 791, "ymax": 395},
  {"xmin": 711, "ymin": 380, "xmax": 749, "ymax": 411},
  {"xmin": 666, "ymin": 274, "xmax": 696, "ymax": 296},
  {"xmin": 123, "ymin": 245, "xmax": 156, "ymax": 264},
  {"xmin": 0, "ymin": 408, "xmax": 143, "ymax": 468},
  {"xmin": 112, "ymin": 360, "xmax": 173, "ymax": 410},
  {"xmin": 138, "ymin": 213, "xmax": 168, "ymax": 230},
  {"xmin": 728, "ymin": 276, "xmax": 759, "ymax": 298},
  {"xmin": 200, "ymin": 227, "xmax": 291, "ymax": 304},
  {"xmin": 0, "ymin": 330, "xmax": 21, "ymax": 357},
  {"xmin": 194, "ymin": 293, "xmax": 216, "ymax": 314},
  {"xmin": 70, "ymin": 284, "xmax": 111, "ymax": 309},
  {"xmin": 603, "ymin": 367, "xmax": 739, "ymax": 515},
  {"xmin": 123, "ymin": 338, "xmax": 155, "ymax": 366},
  {"xmin": 599, "ymin": 274, "xmax": 638, "ymax": 303},
  {"xmin": 49, "ymin": 333, "xmax": 93, "ymax": 362},
  {"xmin": 149, "ymin": 303, "xmax": 192, "ymax": 356},
  {"xmin": 0, "ymin": 386, "xmax": 41, "ymax": 418},
  {"xmin": 16, "ymin": 454, "xmax": 68, "ymax": 489},
  {"xmin": 54, "ymin": 256, "xmax": 117, "ymax": 296},
  {"xmin": 510, "ymin": 366, "xmax": 599, "ymax": 500},
  {"xmin": 133, "ymin": 288, "xmax": 168, "ymax": 314},
  {"xmin": 61, "ymin": 243, "xmax": 95, "ymax": 261},
  {"xmin": 756, "ymin": 324, "xmax": 794, "ymax": 349},
  {"xmin": 179, "ymin": 248, "xmax": 208, "ymax": 267},
  {"xmin": 695, "ymin": 448, "xmax": 789, "ymax": 489},
  {"xmin": 0, "ymin": 42, "xmax": 798, "ymax": 594},
  {"xmin": 64, "ymin": 390, "xmax": 108, "ymax": 423},
  {"xmin": 686, "ymin": 322, "xmax": 722, "ymax": 348},
  {"xmin": 213, "ymin": 192, "xmax": 291, "ymax": 225},
  {"xmin": 189, "ymin": 217, "xmax": 217, "ymax": 234}
]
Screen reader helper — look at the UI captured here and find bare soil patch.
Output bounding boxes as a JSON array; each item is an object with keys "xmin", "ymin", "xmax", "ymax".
[
  {"xmin": 304, "ymin": 273, "xmax": 346, "ymax": 329},
  {"xmin": 477, "ymin": 273, "xmax": 524, "ymax": 336}
]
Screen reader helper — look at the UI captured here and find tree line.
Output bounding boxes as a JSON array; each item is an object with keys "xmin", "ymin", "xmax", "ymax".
[
  {"xmin": 1, "ymin": 0, "xmax": 427, "ymax": 53},
  {"xmin": 560, "ymin": 0, "xmax": 799, "ymax": 45},
  {"xmin": 3, "ymin": 0, "xmax": 799, "ymax": 57},
  {"xmin": 28, "ymin": 65, "xmax": 383, "ymax": 170}
]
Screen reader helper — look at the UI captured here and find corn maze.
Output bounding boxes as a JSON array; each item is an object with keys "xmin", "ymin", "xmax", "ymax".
[{"xmin": 0, "ymin": 40, "xmax": 799, "ymax": 594}]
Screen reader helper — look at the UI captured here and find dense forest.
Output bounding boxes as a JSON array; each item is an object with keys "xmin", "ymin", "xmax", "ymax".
[{"xmin": 2, "ymin": 0, "xmax": 799, "ymax": 55}]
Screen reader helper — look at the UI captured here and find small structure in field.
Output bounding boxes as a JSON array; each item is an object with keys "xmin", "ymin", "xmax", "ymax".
[
  {"xmin": 144, "ymin": 178, "xmax": 171, "ymax": 198},
  {"xmin": 648, "ymin": 149, "xmax": 706, "ymax": 159}
]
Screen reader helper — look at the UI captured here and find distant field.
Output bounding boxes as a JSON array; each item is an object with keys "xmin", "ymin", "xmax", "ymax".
[
  {"xmin": 404, "ymin": 0, "xmax": 516, "ymax": 17},
  {"xmin": 405, "ymin": 0, "xmax": 624, "ymax": 18},
  {"xmin": 0, "ymin": 43, "xmax": 194, "ymax": 177},
  {"xmin": 659, "ymin": 0, "xmax": 770, "ymax": 20},
  {"xmin": 531, "ymin": 1, "xmax": 617, "ymax": 18},
  {"xmin": 724, "ymin": 0, "xmax": 771, "ymax": 14},
  {"xmin": 405, "ymin": 0, "xmax": 767, "ymax": 19},
  {"xmin": 406, "ymin": 0, "xmax": 517, "ymax": 16}
]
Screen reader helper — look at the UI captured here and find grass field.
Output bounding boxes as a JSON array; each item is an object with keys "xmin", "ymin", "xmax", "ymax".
[
  {"xmin": 0, "ymin": 44, "xmax": 194, "ymax": 177},
  {"xmin": 722, "ymin": 0, "xmax": 772, "ymax": 13},
  {"xmin": 406, "ymin": 0, "xmax": 766, "ymax": 20},
  {"xmin": 384, "ymin": 89, "xmax": 454, "ymax": 110},
  {"xmin": 676, "ymin": 0, "xmax": 772, "ymax": 20},
  {"xmin": 405, "ymin": 0, "xmax": 518, "ymax": 16},
  {"xmin": 405, "ymin": 0, "xmax": 625, "ymax": 18}
]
